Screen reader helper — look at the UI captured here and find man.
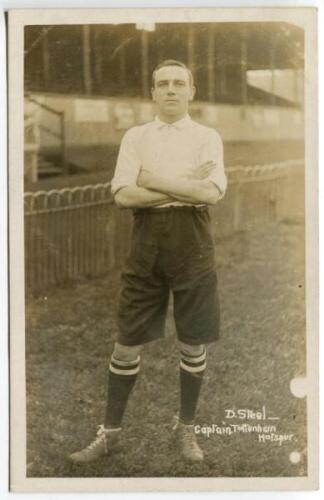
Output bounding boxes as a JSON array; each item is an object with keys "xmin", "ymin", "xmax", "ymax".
[{"xmin": 69, "ymin": 59, "xmax": 227, "ymax": 464}]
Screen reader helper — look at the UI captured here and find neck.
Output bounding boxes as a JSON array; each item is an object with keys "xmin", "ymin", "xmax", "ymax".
[{"xmin": 157, "ymin": 111, "xmax": 187, "ymax": 124}]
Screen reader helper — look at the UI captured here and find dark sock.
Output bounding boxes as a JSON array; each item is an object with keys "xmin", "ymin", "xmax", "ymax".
[
  {"xmin": 104, "ymin": 354, "xmax": 140, "ymax": 428},
  {"xmin": 179, "ymin": 348, "xmax": 206, "ymax": 425}
]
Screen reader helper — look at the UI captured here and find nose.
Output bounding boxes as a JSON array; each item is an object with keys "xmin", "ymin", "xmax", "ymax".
[{"xmin": 167, "ymin": 82, "xmax": 176, "ymax": 94}]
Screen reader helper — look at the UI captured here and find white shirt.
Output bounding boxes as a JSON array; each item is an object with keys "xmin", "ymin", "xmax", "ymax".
[{"xmin": 111, "ymin": 114, "xmax": 227, "ymax": 207}]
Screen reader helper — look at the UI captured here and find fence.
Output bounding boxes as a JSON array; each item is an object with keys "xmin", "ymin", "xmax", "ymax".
[{"xmin": 24, "ymin": 159, "xmax": 304, "ymax": 293}]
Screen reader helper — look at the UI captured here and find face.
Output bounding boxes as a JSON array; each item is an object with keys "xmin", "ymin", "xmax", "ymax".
[{"xmin": 151, "ymin": 65, "xmax": 196, "ymax": 122}]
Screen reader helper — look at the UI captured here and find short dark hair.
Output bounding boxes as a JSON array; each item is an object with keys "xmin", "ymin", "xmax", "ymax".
[{"xmin": 151, "ymin": 59, "xmax": 194, "ymax": 88}]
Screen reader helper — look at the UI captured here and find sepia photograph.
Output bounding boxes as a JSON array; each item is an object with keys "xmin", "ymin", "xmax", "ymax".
[{"xmin": 9, "ymin": 7, "xmax": 318, "ymax": 493}]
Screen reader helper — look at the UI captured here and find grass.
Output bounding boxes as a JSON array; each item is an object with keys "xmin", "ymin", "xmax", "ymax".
[{"xmin": 26, "ymin": 221, "xmax": 307, "ymax": 478}]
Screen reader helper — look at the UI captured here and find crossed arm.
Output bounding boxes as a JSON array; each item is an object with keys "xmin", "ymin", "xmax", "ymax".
[{"xmin": 114, "ymin": 162, "xmax": 222, "ymax": 209}]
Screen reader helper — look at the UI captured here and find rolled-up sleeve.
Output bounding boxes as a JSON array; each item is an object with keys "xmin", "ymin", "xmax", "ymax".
[
  {"xmin": 111, "ymin": 128, "xmax": 142, "ymax": 196},
  {"xmin": 201, "ymin": 129, "xmax": 227, "ymax": 199}
]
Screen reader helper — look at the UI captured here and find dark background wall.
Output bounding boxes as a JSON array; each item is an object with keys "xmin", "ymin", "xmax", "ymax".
[{"xmin": 24, "ymin": 22, "xmax": 304, "ymax": 107}]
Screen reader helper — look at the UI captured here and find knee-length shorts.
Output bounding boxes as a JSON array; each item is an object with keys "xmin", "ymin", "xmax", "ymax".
[{"xmin": 116, "ymin": 206, "xmax": 220, "ymax": 346}]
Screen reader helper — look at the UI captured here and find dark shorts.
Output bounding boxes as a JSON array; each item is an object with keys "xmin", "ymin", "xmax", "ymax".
[{"xmin": 116, "ymin": 206, "xmax": 220, "ymax": 346}]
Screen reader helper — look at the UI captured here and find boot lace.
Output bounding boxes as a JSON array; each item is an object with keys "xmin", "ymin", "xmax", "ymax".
[
  {"xmin": 86, "ymin": 425, "xmax": 108, "ymax": 453},
  {"xmin": 172, "ymin": 415, "xmax": 180, "ymax": 431},
  {"xmin": 182, "ymin": 425, "xmax": 199, "ymax": 451}
]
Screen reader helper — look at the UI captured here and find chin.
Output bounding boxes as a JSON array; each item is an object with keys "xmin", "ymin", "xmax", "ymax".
[
  {"xmin": 165, "ymin": 109, "xmax": 179, "ymax": 115},
  {"xmin": 163, "ymin": 106, "xmax": 182, "ymax": 115}
]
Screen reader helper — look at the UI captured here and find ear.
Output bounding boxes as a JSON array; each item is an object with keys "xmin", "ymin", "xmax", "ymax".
[
  {"xmin": 189, "ymin": 85, "xmax": 196, "ymax": 101},
  {"xmin": 151, "ymin": 87, "xmax": 156, "ymax": 102}
]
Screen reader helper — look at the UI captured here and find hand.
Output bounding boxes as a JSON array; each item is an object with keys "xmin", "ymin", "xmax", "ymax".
[
  {"xmin": 184, "ymin": 161, "xmax": 217, "ymax": 180},
  {"xmin": 137, "ymin": 169, "xmax": 155, "ymax": 188}
]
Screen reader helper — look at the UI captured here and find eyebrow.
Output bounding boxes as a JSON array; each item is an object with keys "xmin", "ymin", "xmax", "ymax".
[{"xmin": 156, "ymin": 79, "xmax": 187, "ymax": 84}]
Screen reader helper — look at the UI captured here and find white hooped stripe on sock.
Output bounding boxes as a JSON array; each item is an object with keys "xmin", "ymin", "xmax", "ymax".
[
  {"xmin": 180, "ymin": 347, "xmax": 206, "ymax": 373},
  {"xmin": 109, "ymin": 354, "xmax": 140, "ymax": 376},
  {"xmin": 110, "ymin": 354, "xmax": 141, "ymax": 367},
  {"xmin": 180, "ymin": 350, "xmax": 206, "ymax": 364},
  {"xmin": 180, "ymin": 360, "xmax": 207, "ymax": 373},
  {"xmin": 109, "ymin": 365, "xmax": 140, "ymax": 376}
]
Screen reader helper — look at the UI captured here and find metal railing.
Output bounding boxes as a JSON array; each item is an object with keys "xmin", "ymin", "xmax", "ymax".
[
  {"xmin": 24, "ymin": 159, "xmax": 304, "ymax": 293},
  {"xmin": 225, "ymin": 159, "xmax": 304, "ymax": 230},
  {"xmin": 24, "ymin": 183, "xmax": 123, "ymax": 292}
]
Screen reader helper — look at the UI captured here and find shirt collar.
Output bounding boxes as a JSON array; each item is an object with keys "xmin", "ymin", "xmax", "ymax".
[{"xmin": 154, "ymin": 114, "xmax": 191, "ymax": 130}]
